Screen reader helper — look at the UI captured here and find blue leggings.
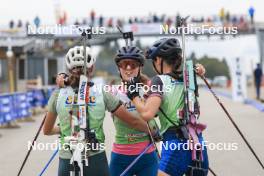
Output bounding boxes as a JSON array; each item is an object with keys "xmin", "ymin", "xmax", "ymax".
[
  {"xmin": 109, "ymin": 151, "xmax": 158, "ymax": 176},
  {"xmin": 159, "ymin": 132, "xmax": 209, "ymax": 176}
]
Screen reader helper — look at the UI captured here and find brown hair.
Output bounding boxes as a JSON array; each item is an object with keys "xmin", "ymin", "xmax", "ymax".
[
  {"xmin": 139, "ymin": 73, "xmax": 150, "ymax": 85},
  {"xmin": 65, "ymin": 74, "xmax": 80, "ymax": 88},
  {"xmin": 158, "ymin": 51, "xmax": 182, "ymax": 78}
]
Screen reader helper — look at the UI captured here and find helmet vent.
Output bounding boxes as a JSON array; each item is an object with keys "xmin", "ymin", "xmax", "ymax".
[
  {"xmin": 163, "ymin": 46, "xmax": 168, "ymax": 50},
  {"xmin": 167, "ymin": 42, "xmax": 174, "ymax": 47},
  {"xmin": 87, "ymin": 55, "xmax": 91, "ymax": 62},
  {"xmin": 131, "ymin": 54, "xmax": 139, "ymax": 57},
  {"xmin": 130, "ymin": 47, "xmax": 135, "ymax": 53}
]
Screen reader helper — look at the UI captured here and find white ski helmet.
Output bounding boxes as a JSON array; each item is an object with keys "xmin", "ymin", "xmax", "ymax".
[{"xmin": 65, "ymin": 46, "xmax": 96, "ymax": 70}]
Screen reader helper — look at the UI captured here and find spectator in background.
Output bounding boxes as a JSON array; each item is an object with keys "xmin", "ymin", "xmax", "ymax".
[
  {"xmin": 90, "ymin": 9, "xmax": 95, "ymax": 26},
  {"xmin": 107, "ymin": 18, "xmax": 113, "ymax": 27},
  {"xmin": 58, "ymin": 17, "xmax": 64, "ymax": 25},
  {"xmin": 206, "ymin": 17, "xmax": 211, "ymax": 23},
  {"xmin": 153, "ymin": 13, "xmax": 159, "ymax": 23},
  {"xmin": 201, "ymin": 17, "xmax": 205, "ymax": 23},
  {"xmin": 225, "ymin": 11, "xmax": 230, "ymax": 23},
  {"xmin": 248, "ymin": 6, "xmax": 255, "ymax": 24},
  {"xmin": 128, "ymin": 17, "xmax": 133, "ymax": 24},
  {"xmin": 62, "ymin": 12, "xmax": 68, "ymax": 25},
  {"xmin": 9, "ymin": 20, "xmax": 14, "ymax": 29},
  {"xmin": 58, "ymin": 12, "xmax": 67, "ymax": 25},
  {"xmin": 74, "ymin": 20, "xmax": 80, "ymax": 25},
  {"xmin": 166, "ymin": 17, "xmax": 172, "ymax": 27},
  {"xmin": 160, "ymin": 14, "xmax": 166, "ymax": 23},
  {"xmin": 25, "ymin": 21, "xmax": 30, "ymax": 31},
  {"xmin": 219, "ymin": 8, "xmax": 225, "ymax": 23},
  {"xmin": 134, "ymin": 17, "xmax": 138, "ymax": 23},
  {"xmin": 239, "ymin": 16, "xmax": 245, "ymax": 24},
  {"xmin": 99, "ymin": 15, "xmax": 104, "ymax": 26},
  {"xmin": 34, "ymin": 16, "xmax": 40, "ymax": 27},
  {"xmin": 116, "ymin": 19, "xmax": 123, "ymax": 27},
  {"xmin": 254, "ymin": 63, "xmax": 263, "ymax": 100},
  {"xmin": 17, "ymin": 20, "xmax": 22, "ymax": 28},
  {"xmin": 176, "ymin": 13, "xmax": 181, "ymax": 27},
  {"xmin": 232, "ymin": 15, "xmax": 238, "ymax": 24}
]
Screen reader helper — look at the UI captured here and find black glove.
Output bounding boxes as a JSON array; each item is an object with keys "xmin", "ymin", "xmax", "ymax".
[
  {"xmin": 126, "ymin": 77, "xmax": 141, "ymax": 100},
  {"xmin": 57, "ymin": 72, "xmax": 69, "ymax": 87}
]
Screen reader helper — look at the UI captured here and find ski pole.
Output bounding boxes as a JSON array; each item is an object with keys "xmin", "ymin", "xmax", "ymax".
[
  {"xmin": 38, "ymin": 148, "xmax": 59, "ymax": 176},
  {"xmin": 181, "ymin": 16, "xmax": 218, "ymax": 176},
  {"xmin": 201, "ymin": 75, "xmax": 264, "ymax": 170},
  {"xmin": 120, "ymin": 143, "xmax": 153, "ymax": 176},
  {"xmin": 209, "ymin": 167, "xmax": 217, "ymax": 176},
  {"xmin": 146, "ymin": 122, "xmax": 161, "ymax": 159},
  {"xmin": 17, "ymin": 114, "xmax": 47, "ymax": 176}
]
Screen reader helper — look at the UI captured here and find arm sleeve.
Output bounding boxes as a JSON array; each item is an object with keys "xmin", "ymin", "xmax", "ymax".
[
  {"xmin": 102, "ymin": 89, "xmax": 122, "ymax": 113},
  {"xmin": 47, "ymin": 89, "xmax": 59, "ymax": 115},
  {"xmin": 148, "ymin": 76, "xmax": 164, "ymax": 98}
]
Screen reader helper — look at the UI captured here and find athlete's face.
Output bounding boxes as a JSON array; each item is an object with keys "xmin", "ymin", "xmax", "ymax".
[
  {"xmin": 69, "ymin": 65, "xmax": 94, "ymax": 77},
  {"xmin": 117, "ymin": 59, "xmax": 141, "ymax": 81},
  {"xmin": 67, "ymin": 65, "xmax": 95, "ymax": 88}
]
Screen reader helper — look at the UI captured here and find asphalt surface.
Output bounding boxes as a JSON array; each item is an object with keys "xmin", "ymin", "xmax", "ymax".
[{"xmin": 0, "ymin": 88, "xmax": 263, "ymax": 176}]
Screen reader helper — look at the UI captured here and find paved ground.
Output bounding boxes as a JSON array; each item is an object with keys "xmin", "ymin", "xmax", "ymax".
[
  {"xmin": 221, "ymin": 85, "xmax": 264, "ymax": 101},
  {"xmin": 247, "ymin": 86, "xmax": 264, "ymax": 100},
  {"xmin": 0, "ymin": 88, "xmax": 264, "ymax": 176}
]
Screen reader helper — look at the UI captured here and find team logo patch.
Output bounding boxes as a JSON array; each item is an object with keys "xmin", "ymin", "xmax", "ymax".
[
  {"xmin": 171, "ymin": 78, "xmax": 183, "ymax": 85},
  {"xmin": 65, "ymin": 96, "xmax": 77, "ymax": 104},
  {"xmin": 65, "ymin": 96, "xmax": 96, "ymax": 106},
  {"xmin": 128, "ymin": 137, "xmax": 136, "ymax": 142},
  {"xmin": 88, "ymin": 96, "xmax": 96, "ymax": 106}
]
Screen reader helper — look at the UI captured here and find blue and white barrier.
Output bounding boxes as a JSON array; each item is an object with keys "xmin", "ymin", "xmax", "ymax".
[
  {"xmin": 204, "ymin": 87, "xmax": 264, "ymax": 112},
  {"xmin": 0, "ymin": 87, "xmax": 55, "ymax": 125}
]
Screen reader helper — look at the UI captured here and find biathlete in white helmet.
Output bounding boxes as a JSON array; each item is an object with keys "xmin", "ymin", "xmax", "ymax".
[{"xmin": 44, "ymin": 46, "xmax": 149, "ymax": 176}]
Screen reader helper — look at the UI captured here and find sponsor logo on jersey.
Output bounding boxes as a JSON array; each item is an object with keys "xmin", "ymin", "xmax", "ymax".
[{"xmin": 124, "ymin": 101, "xmax": 136, "ymax": 111}]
